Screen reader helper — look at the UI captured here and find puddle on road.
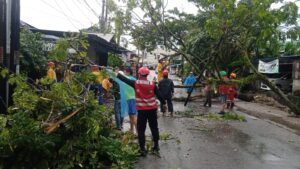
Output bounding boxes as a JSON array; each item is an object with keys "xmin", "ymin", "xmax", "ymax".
[{"xmin": 262, "ymin": 154, "xmax": 281, "ymax": 161}]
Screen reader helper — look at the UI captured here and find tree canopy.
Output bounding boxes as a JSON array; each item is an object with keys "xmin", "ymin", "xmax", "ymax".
[{"xmin": 119, "ymin": 0, "xmax": 300, "ymax": 114}]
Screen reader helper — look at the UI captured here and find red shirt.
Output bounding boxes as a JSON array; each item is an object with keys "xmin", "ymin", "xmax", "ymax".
[{"xmin": 227, "ymin": 86, "xmax": 236, "ymax": 101}]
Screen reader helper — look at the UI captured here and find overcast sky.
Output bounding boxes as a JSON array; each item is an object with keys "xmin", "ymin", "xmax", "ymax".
[
  {"xmin": 20, "ymin": 0, "xmax": 299, "ymax": 50},
  {"xmin": 20, "ymin": 0, "xmax": 198, "ymax": 32}
]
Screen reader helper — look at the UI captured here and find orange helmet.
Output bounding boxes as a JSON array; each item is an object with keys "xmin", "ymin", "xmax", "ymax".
[
  {"xmin": 230, "ymin": 73, "xmax": 237, "ymax": 79},
  {"xmin": 47, "ymin": 61, "xmax": 55, "ymax": 67},
  {"xmin": 163, "ymin": 70, "xmax": 169, "ymax": 77},
  {"xmin": 138, "ymin": 67, "xmax": 150, "ymax": 76}
]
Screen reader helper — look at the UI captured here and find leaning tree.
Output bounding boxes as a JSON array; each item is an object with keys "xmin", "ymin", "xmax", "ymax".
[{"xmin": 121, "ymin": 0, "xmax": 300, "ymax": 114}]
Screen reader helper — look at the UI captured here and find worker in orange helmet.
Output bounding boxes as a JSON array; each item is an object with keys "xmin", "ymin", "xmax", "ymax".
[
  {"xmin": 117, "ymin": 66, "xmax": 165, "ymax": 157},
  {"xmin": 47, "ymin": 61, "xmax": 57, "ymax": 82},
  {"xmin": 158, "ymin": 70, "xmax": 174, "ymax": 117},
  {"xmin": 227, "ymin": 73, "xmax": 237, "ymax": 109}
]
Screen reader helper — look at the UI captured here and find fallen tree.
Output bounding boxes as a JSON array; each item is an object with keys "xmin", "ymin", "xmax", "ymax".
[{"xmin": 123, "ymin": 0, "xmax": 300, "ymax": 115}]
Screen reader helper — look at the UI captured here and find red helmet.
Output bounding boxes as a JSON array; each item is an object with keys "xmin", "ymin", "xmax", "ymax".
[
  {"xmin": 138, "ymin": 67, "xmax": 150, "ymax": 76},
  {"xmin": 47, "ymin": 61, "xmax": 55, "ymax": 67},
  {"xmin": 163, "ymin": 70, "xmax": 168, "ymax": 77}
]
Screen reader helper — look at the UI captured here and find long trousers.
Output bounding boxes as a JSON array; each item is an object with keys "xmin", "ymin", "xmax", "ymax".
[
  {"xmin": 204, "ymin": 91, "xmax": 212, "ymax": 107},
  {"xmin": 114, "ymin": 100, "xmax": 123, "ymax": 129},
  {"xmin": 137, "ymin": 109, "xmax": 159, "ymax": 150},
  {"xmin": 160, "ymin": 97, "xmax": 173, "ymax": 113}
]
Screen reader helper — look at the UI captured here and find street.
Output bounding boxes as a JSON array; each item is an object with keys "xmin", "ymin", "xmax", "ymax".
[
  {"xmin": 2, "ymin": 1, "xmax": 300, "ymax": 168},
  {"xmin": 134, "ymin": 73, "xmax": 300, "ymax": 169},
  {"xmin": 135, "ymin": 101, "xmax": 300, "ymax": 169}
]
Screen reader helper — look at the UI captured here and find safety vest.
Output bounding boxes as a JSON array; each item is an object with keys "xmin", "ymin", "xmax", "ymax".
[{"xmin": 134, "ymin": 80, "xmax": 157, "ymax": 110}]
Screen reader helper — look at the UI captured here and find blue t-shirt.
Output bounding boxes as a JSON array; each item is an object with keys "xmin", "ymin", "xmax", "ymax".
[{"xmin": 184, "ymin": 75, "xmax": 197, "ymax": 93}]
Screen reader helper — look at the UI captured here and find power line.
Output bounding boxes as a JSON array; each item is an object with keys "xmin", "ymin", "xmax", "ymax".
[
  {"xmin": 73, "ymin": 0, "xmax": 95, "ymax": 24},
  {"xmin": 61, "ymin": 0, "xmax": 76, "ymax": 19},
  {"xmin": 54, "ymin": 0, "xmax": 81, "ymax": 30},
  {"xmin": 26, "ymin": 6, "xmax": 79, "ymax": 23},
  {"xmin": 82, "ymin": 0, "xmax": 100, "ymax": 19},
  {"xmin": 76, "ymin": 0, "xmax": 100, "ymax": 21},
  {"xmin": 94, "ymin": 0, "xmax": 102, "ymax": 8},
  {"xmin": 40, "ymin": 0, "xmax": 84, "ymax": 29}
]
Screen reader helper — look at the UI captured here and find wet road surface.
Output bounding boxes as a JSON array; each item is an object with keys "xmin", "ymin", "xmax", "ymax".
[
  {"xmin": 135, "ymin": 102, "xmax": 300, "ymax": 169},
  {"xmin": 134, "ymin": 72, "xmax": 300, "ymax": 169}
]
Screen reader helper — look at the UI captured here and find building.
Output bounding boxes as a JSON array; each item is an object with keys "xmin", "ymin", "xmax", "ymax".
[
  {"xmin": 255, "ymin": 55, "xmax": 300, "ymax": 92},
  {"xmin": 29, "ymin": 28, "xmax": 128, "ymax": 66},
  {"xmin": 21, "ymin": 21, "xmax": 129, "ymax": 66}
]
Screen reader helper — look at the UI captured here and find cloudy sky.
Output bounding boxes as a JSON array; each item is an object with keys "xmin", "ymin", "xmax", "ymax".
[
  {"xmin": 20, "ymin": 0, "xmax": 298, "ymax": 50},
  {"xmin": 20, "ymin": 0, "xmax": 198, "ymax": 32}
]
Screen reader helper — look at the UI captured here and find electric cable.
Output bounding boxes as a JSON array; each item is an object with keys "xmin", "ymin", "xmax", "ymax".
[
  {"xmin": 73, "ymin": 0, "xmax": 96, "ymax": 24},
  {"xmin": 82, "ymin": 0, "xmax": 100, "ymax": 18},
  {"xmin": 93, "ymin": 0, "xmax": 102, "ymax": 8},
  {"xmin": 54, "ymin": 0, "xmax": 81, "ymax": 30},
  {"xmin": 40, "ymin": 0, "xmax": 84, "ymax": 30}
]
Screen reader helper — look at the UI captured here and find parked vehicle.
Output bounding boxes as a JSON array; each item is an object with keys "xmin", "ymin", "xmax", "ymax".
[{"xmin": 261, "ymin": 73, "xmax": 292, "ymax": 92}]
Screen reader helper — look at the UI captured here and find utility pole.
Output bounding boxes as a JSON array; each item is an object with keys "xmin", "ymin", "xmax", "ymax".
[
  {"xmin": 0, "ymin": 0, "xmax": 7, "ymax": 113},
  {"xmin": 8, "ymin": 0, "xmax": 20, "ymax": 108},
  {"xmin": 100, "ymin": 0, "xmax": 106, "ymax": 32},
  {"xmin": 0, "ymin": 0, "xmax": 20, "ymax": 113},
  {"xmin": 10, "ymin": 0, "xmax": 20, "ymax": 74}
]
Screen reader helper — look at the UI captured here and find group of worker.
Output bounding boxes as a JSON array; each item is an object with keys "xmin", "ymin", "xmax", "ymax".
[
  {"xmin": 202, "ymin": 70, "xmax": 238, "ymax": 114},
  {"xmin": 218, "ymin": 71, "xmax": 237, "ymax": 114},
  {"xmin": 114, "ymin": 63, "xmax": 238, "ymax": 157},
  {"xmin": 47, "ymin": 60, "xmax": 238, "ymax": 157},
  {"xmin": 46, "ymin": 61, "xmax": 139, "ymax": 134},
  {"xmin": 46, "ymin": 60, "xmax": 173, "ymax": 157}
]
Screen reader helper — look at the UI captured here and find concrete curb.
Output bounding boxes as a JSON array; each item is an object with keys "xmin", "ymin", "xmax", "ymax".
[{"xmin": 235, "ymin": 104, "xmax": 300, "ymax": 135}]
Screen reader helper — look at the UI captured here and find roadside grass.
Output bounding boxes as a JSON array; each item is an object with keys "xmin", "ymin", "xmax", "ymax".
[
  {"xmin": 160, "ymin": 132, "xmax": 181, "ymax": 145},
  {"xmin": 175, "ymin": 109, "xmax": 195, "ymax": 118},
  {"xmin": 207, "ymin": 111, "xmax": 247, "ymax": 122}
]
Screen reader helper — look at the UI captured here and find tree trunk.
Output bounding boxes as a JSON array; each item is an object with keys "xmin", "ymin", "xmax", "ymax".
[{"xmin": 244, "ymin": 54, "xmax": 300, "ymax": 115}]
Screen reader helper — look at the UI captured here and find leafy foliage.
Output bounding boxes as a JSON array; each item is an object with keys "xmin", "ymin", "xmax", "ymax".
[
  {"xmin": 48, "ymin": 32, "xmax": 89, "ymax": 63},
  {"xmin": 122, "ymin": 0, "xmax": 300, "ymax": 113},
  {"xmin": 208, "ymin": 112, "xmax": 246, "ymax": 122},
  {"xmin": 0, "ymin": 33, "xmax": 139, "ymax": 169},
  {"xmin": 20, "ymin": 29, "xmax": 47, "ymax": 77},
  {"xmin": 107, "ymin": 53, "xmax": 124, "ymax": 68}
]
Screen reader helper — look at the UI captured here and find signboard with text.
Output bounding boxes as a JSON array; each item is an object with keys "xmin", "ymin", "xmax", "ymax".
[{"xmin": 258, "ymin": 59, "xmax": 279, "ymax": 74}]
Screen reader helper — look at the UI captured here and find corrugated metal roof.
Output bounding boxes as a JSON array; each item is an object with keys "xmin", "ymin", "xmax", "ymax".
[{"xmin": 88, "ymin": 33, "xmax": 115, "ymax": 43}]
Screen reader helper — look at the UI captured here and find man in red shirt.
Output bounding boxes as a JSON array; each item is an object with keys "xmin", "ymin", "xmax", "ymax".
[
  {"xmin": 227, "ymin": 73, "xmax": 237, "ymax": 109},
  {"xmin": 218, "ymin": 71, "xmax": 229, "ymax": 114}
]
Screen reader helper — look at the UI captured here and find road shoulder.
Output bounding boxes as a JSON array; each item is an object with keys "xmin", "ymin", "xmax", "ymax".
[{"xmin": 235, "ymin": 100, "xmax": 300, "ymax": 135}]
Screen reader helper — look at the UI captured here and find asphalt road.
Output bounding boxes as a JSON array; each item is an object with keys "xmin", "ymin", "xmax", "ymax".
[
  {"xmin": 134, "ymin": 72, "xmax": 300, "ymax": 169},
  {"xmin": 134, "ymin": 101, "xmax": 300, "ymax": 169}
]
